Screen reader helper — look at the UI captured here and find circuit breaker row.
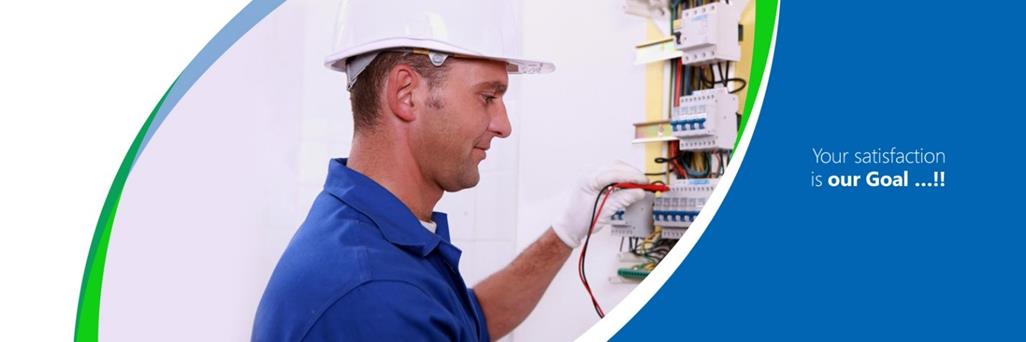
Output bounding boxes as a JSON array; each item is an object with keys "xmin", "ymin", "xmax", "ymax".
[
  {"xmin": 610, "ymin": 179, "xmax": 718, "ymax": 239},
  {"xmin": 672, "ymin": 88, "xmax": 738, "ymax": 151}
]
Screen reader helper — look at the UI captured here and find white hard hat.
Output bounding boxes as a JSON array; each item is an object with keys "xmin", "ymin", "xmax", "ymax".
[{"xmin": 325, "ymin": 0, "xmax": 555, "ymax": 89}]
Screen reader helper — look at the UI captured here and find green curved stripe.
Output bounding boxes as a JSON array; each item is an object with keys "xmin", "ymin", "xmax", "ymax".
[
  {"xmin": 736, "ymin": 0, "xmax": 779, "ymax": 147},
  {"xmin": 74, "ymin": 80, "xmax": 175, "ymax": 342}
]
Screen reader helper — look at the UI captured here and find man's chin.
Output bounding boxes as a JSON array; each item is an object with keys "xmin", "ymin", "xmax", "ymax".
[{"xmin": 444, "ymin": 168, "xmax": 480, "ymax": 192}]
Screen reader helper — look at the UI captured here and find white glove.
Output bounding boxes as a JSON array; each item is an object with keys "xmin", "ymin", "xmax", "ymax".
[{"xmin": 552, "ymin": 161, "xmax": 649, "ymax": 248}]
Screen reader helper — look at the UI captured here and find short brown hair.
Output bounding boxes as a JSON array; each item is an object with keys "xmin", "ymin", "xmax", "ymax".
[{"xmin": 349, "ymin": 51, "xmax": 449, "ymax": 131}]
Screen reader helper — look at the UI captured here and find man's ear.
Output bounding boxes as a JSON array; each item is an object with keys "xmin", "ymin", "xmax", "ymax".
[{"xmin": 385, "ymin": 64, "xmax": 418, "ymax": 122}]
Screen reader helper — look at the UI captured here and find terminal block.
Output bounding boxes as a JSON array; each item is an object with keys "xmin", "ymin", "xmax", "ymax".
[
  {"xmin": 653, "ymin": 178, "xmax": 718, "ymax": 236},
  {"xmin": 609, "ymin": 192, "xmax": 655, "ymax": 238},
  {"xmin": 661, "ymin": 227, "xmax": 687, "ymax": 240},
  {"xmin": 671, "ymin": 88, "xmax": 738, "ymax": 151},
  {"xmin": 617, "ymin": 267, "xmax": 651, "ymax": 280},
  {"xmin": 673, "ymin": 2, "xmax": 741, "ymax": 65}
]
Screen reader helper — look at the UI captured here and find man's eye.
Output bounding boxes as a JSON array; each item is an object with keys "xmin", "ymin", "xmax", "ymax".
[{"xmin": 482, "ymin": 95, "xmax": 496, "ymax": 104}]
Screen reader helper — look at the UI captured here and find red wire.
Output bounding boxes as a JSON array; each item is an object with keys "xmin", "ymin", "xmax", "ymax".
[
  {"xmin": 614, "ymin": 182, "xmax": 670, "ymax": 192},
  {"xmin": 668, "ymin": 60, "xmax": 687, "ymax": 180},
  {"xmin": 578, "ymin": 187, "xmax": 614, "ymax": 318},
  {"xmin": 577, "ymin": 183, "xmax": 669, "ymax": 318},
  {"xmin": 669, "ymin": 140, "xmax": 687, "ymax": 179},
  {"xmin": 675, "ymin": 58, "xmax": 683, "ymax": 107}
]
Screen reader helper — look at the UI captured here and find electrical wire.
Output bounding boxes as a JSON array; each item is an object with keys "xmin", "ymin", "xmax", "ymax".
[
  {"xmin": 719, "ymin": 62, "xmax": 729, "ymax": 88},
  {"xmin": 717, "ymin": 151, "xmax": 726, "ymax": 176},
  {"xmin": 669, "ymin": 151, "xmax": 710, "ymax": 178},
  {"xmin": 670, "ymin": 141, "xmax": 687, "ymax": 179},
  {"xmin": 670, "ymin": 59, "xmax": 678, "ymax": 114},
  {"xmin": 579, "ymin": 182, "xmax": 671, "ymax": 318},
  {"xmin": 654, "ymin": 156, "xmax": 686, "ymax": 179},
  {"xmin": 727, "ymin": 78, "xmax": 747, "ymax": 94},
  {"xmin": 692, "ymin": 62, "xmax": 747, "ymax": 94},
  {"xmin": 699, "ymin": 65, "xmax": 716, "ymax": 88},
  {"xmin": 578, "ymin": 183, "xmax": 617, "ymax": 318},
  {"xmin": 683, "ymin": 64, "xmax": 692, "ymax": 95},
  {"xmin": 676, "ymin": 59, "xmax": 684, "ymax": 105},
  {"xmin": 628, "ymin": 230, "xmax": 676, "ymax": 273}
]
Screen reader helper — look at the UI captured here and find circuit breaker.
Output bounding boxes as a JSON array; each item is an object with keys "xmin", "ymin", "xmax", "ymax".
[
  {"xmin": 671, "ymin": 88, "xmax": 738, "ymax": 150},
  {"xmin": 610, "ymin": 192, "xmax": 656, "ymax": 238},
  {"xmin": 653, "ymin": 178, "xmax": 718, "ymax": 239},
  {"xmin": 673, "ymin": 2, "xmax": 741, "ymax": 65}
]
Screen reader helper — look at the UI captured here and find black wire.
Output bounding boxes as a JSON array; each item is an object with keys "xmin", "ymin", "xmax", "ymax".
[
  {"xmin": 698, "ymin": 65, "xmax": 723, "ymax": 89},
  {"xmin": 630, "ymin": 238, "xmax": 643, "ymax": 256},
  {"xmin": 581, "ymin": 183, "xmax": 617, "ymax": 318},
  {"xmin": 646, "ymin": 249, "xmax": 671, "ymax": 261},
  {"xmin": 727, "ymin": 78, "xmax": 747, "ymax": 94},
  {"xmin": 718, "ymin": 150, "xmax": 726, "ymax": 174},
  {"xmin": 697, "ymin": 65, "xmax": 708, "ymax": 87},
  {"xmin": 683, "ymin": 65, "xmax": 692, "ymax": 95},
  {"xmin": 680, "ymin": 63, "xmax": 687, "ymax": 97},
  {"xmin": 720, "ymin": 152, "xmax": 727, "ymax": 176},
  {"xmin": 678, "ymin": 151, "xmax": 711, "ymax": 178},
  {"xmin": 654, "ymin": 157, "xmax": 683, "ymax": 179},
  {"xmin": 583, "ymin": 184, "xmax": 615, "ymax": 279},
  {"xmin": 717, "ymin": 151, "xmax": 728, "ymax": 176},
  {"xmin": 721, "ymin": 63, "xmax": 729, "ymax": 88},
  {"xmin": 693, "ymin": 63, "xmax": 746, "ymax": 94},
  {"xmin": 647, "ymin": 245, "xmax": 673, "ymax": 262},
  {"xmin": 708, "ymin": 66, "xmax": 717, "ymax": 89},
  {"xmin": 632, "ymin": 237, "xmax": 676, "ymax": 262}
]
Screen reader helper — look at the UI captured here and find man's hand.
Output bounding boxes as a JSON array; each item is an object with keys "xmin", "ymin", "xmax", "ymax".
[
  {"xmin": 551, "ymin": 161, "xmax": 648, "ymax": 249},
  {"xmin": 473, "ymin": 161, "xmax": 649, "ymax": 339}
]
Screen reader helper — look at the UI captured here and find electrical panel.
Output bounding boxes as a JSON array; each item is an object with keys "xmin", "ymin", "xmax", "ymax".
[
  {"xmin": 653, "ymin": 178, "xmax": 717, "ymax": 230},
  {"xmin": 671, "ymin": 88, "xmax": 738, "ymax": 150},
  {"xmin": 610, "ymin": 192, "xmax": 656, "ymax": 238},
  {"xmin": 598, "ymin": 0, "xmax": 750, "ymax": 287},
  {"xmin": 673, "ymin": 2, "xmax": 741, "ymax": 65}
]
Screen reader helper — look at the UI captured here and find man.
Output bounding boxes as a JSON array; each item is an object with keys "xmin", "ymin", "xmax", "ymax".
[{"xmin": 253, "ymin": 1, "xmax": 647, "ymax": 340}]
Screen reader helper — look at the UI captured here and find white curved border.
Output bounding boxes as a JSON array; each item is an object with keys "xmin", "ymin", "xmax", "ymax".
[{"xmin": 575, "ymin": 3, "xmax": 780, "ymax": 340}]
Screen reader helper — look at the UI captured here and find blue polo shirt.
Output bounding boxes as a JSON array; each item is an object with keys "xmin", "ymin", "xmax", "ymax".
[{"xmin": 253, "ymin": 158, "xmax": 490, "ymax": 341}]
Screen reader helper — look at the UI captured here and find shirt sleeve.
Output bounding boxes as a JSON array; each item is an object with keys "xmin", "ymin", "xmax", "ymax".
[
  {"xmin": 467, "ymin": 288, "xmax": 492, "ymax": 342},
  {"xmin": 301, "ymin": 281, "xmax": 461, "ymax": 342}
]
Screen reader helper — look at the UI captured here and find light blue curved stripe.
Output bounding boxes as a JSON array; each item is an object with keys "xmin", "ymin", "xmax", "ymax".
[{"xmin": 135, "ymin": 0, "xmax": 286, "ymax": 163}]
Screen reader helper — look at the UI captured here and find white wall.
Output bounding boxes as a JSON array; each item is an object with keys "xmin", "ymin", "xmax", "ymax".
[
  {"xmin": 101, "ymin": 2, "xmax": 308, "ymax": 341},
  {"xmin": 100, "ymin": 0, "xmax": 647, "ymax": 340}
]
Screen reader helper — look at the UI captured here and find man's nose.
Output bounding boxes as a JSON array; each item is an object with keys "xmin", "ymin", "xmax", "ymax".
[{"xmin": 490, "ymin": 103, "xmax": 512, "ymax": 138}]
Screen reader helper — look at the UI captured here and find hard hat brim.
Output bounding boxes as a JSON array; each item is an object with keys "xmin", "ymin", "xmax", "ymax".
[{"xmin": 324, "ymin": 38, "xmax": 555, "ymax": 75}]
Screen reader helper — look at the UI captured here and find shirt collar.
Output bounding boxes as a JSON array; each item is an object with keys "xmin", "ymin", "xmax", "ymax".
[{"xmin": 323, "ymin": 158, "xmax": 453, "ymax": 257}]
